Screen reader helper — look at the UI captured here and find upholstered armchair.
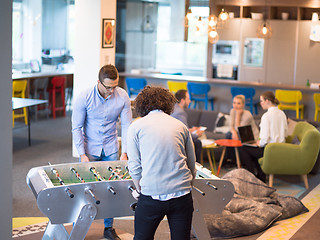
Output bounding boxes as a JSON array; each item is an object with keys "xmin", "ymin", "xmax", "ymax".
[{"xmin": 258, "ymin": 122, "xmax": 320, "ymax": 189}]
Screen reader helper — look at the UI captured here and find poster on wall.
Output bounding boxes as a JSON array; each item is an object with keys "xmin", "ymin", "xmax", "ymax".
[
  {"xmin": 243, "ymin": 38, "xmax": 264, "ymax": 67},
  {"xmin": 102, "ymin": 19, "xmax": 115, "ymax": 48}
]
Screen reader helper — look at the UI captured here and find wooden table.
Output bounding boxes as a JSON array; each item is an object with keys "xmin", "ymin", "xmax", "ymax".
[
  {"xmin": 215, "ymin": 139, "xmax": 242, "ymax": 176},
  {"xmin": 13, "ymin": 97, "xmax": 48, "ymax": 146}
]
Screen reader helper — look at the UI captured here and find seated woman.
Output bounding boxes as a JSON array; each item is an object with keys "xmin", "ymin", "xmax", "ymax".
[
  {"xmin": 239, "ymin": 91, "xmax": 288, "ymax": 182},
  {"xmin": 227, "ymin": 94, "xmax": 259, "ymax": 140},
  {"xmin": 224, "ymin": 95, "xmax": 259, "ymax": 164}
]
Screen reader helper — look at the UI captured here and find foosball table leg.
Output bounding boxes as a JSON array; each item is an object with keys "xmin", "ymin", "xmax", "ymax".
[
  {"xmin": 42, "ymin": 221, "xmax": 69, "ymax": 240},
  {"xmin": 42, "ymin": 204, "xmax": 97, "ymax": 240},
  {"xmin": 191, "ymin": 198, "xmax": 211, "ymax": 240},
  {"xmin": 69, "ymin": 204, "xmax": 97, "ymax": 240}
]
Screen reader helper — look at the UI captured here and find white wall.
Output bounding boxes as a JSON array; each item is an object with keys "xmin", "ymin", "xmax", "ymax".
[
  {"xmin": 0, "ymin": 0, "xmax": 13, "ymax": 238},
  {"xmin": 73, "ymin": 0, "xmax": 116, "ymax": 157}
]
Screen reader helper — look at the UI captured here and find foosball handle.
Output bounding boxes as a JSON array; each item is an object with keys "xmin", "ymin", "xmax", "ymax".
[
  {"xmin": 85, "ymin": 188, "xmax": 100, "ymax": 205},
  {"xmin": 65, "ymin": 187, "xmax": 74, "ymax": 198},
  {"xmin": 206, "ymin": 181, "xmax": 218, "ymax": 190},
  {"xmin": 108, "ymin": 186, "xmax": 116, "ymax": 195},
  {"xmin": 193, "ymin": 186, "xmax": 205, "ymax": 196},
  {"xmin": 128, "ymin": 186, "xmax": 135, "ymax": 192},
  {"xmin": 130, "ymin": 202, "xmax": 137, "ymax": 211}
]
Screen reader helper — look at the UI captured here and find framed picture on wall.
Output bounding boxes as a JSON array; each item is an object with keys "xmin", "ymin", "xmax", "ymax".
[{"xmin": 102, "ymin": 19, "xmax": 115, "ymax": 48}]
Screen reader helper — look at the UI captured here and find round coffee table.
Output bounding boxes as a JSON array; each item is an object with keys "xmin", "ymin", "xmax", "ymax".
[{"xmin": 215, "ymin": 139, "xmax": 242, "ymax": 176}]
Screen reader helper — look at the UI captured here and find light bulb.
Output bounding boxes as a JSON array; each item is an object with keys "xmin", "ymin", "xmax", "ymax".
[
  {"xmin": 262, "ymin": 26, "xmax": 267, "ymax": 35},
  {"xmin": 208, "ymin": 16, "xmax": 217, "ymax": 27},
  {"xmin": 209, "ymin": 30, "xmax": 217, "ymax": 38},
  {"xmin": 219, "ymin": 9, "xmax": 229, "ymax": 22},
  {"xmin": 196, "ymin": 17, "xmax": 204, "ymax": 32}
]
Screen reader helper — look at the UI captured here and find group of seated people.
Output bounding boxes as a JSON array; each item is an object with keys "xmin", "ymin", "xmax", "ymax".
[{"xmin": 171, "ymin": 89, "xmax": 288, "ymax": 183}]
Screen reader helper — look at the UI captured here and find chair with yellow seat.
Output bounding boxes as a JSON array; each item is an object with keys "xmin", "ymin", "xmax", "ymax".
[
  {"xmin": 314, "ymin": 93, "xmax": 320, "ymax": 122},
  {"xmin": 275, "ymin": 89, "xmax": 304, "ymax": 119},
  {"xmin": 167, "ymin": 81, "xmax": 187, "ymax": 93},
  {"xmin": 12, "ymin": 80, "xmax": 28, "ymax": 127}
]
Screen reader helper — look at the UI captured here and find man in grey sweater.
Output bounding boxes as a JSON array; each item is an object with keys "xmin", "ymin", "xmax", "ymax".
[
  {"xmin": 127, "ymin": 86, "xmax": 196, "ymax": 240},
  {"xmin": 171, "ymin": 89, "xmax": 204, "ymax": 163}
]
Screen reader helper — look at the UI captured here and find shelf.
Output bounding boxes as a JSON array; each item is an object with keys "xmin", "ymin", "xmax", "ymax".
[
  {"xmin": 299, "ymin": 7, "xmax": 320, "ymax": 20},
  {"xmin": 270, "ymin": 7, "xmax": 298, "ymax": 20},
  {"xmin": 213, "ymin": 5, "xmax": 241, "ymax": 18},
  {"xmin": 242, "ymin": 6, "xmax": 268, "ymax": 19}
]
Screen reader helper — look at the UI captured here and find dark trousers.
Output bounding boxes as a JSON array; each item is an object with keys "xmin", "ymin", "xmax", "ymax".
[
  {"xmin": 192, "ymin": 136, "xmax": 202, "ymax": 163},
  {"xmin": 134, "ymin": 192, "xmax": 194, "ymax": 240},
  {"xmin": 239, "ymin": 146, "xmax": 266, "ymax": 181}
]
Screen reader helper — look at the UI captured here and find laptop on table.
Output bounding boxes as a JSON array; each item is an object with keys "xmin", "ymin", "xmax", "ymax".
[{"xmin": 237, "ymin": 125, "xmax": 258, "ymax": 147}]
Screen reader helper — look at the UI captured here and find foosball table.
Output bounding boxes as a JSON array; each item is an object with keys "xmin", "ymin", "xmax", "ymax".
[{"xmin": 26, "ymin": 161, "xmax": 234, "ymax": 240}]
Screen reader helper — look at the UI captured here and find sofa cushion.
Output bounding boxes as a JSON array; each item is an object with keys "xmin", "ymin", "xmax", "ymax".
[
  {"xmin": 198, "ymin": 110, "xmax": 218, "ymax": 132},
  {"xmin": 185, "ymin": 108, "xmax": 201, "ymax": 128}
]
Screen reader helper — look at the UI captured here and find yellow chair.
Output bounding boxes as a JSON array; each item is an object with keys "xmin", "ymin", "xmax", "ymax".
[
  {"xmin": 167, "ymin": 81, "xmax": 187, "ymax": 93},
  {"xmin": 13, "ymin": 80, "xmax": 28, "ymax": 127},
  {"xmin": 314, "ymin": 93, "xmax": 320, "ymax": 122},
  {"xmin": 275, "ymin": 89, "xmax": 304, "ymax": 119}
]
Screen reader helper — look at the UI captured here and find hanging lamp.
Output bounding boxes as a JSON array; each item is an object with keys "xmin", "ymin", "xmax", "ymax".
[{"xmin": 256, "ymin": 0, "xmax": 272, "ymax": 39}]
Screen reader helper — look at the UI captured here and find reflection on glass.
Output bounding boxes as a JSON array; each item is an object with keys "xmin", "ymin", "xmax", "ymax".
[{"xmin": 243, "ymin": 38, "xmax": 264, "ymax": 67}]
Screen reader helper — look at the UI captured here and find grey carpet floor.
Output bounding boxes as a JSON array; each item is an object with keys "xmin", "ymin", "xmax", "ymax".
[{"xmin": 12, "ymin": 114, "xmax": 320, "ymax": 240}]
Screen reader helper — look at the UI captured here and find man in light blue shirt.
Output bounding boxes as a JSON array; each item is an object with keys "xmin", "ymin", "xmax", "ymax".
[{"xmin": 72, "ymin": 64, "xmax": 132, "ymax": 240}]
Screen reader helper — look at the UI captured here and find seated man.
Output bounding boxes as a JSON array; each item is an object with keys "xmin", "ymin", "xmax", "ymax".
[{"xmin": 171, "ymin": 89, "xmax": 204, "ymax": 163}]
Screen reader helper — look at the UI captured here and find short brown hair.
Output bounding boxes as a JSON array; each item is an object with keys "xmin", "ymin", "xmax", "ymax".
[
  {"xmin": 175, "ymin": 89, "xmax": 188, "ymax": 103},
  {"xmin": 261, "ymin": 91, "xmax": 279, "ymax": 105},
  {"xmin": 98, "ymin": 64, "xmax": 118, "ymax": 81},
  {"xmin": 134, "ymin": 86, "xmax": 176, "ymax": 117}
]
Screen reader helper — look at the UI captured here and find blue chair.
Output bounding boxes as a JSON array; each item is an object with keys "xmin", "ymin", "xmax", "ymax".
[
  {"xmin": 187, "ymin": 82, "xmax": 214, "ymax": 111},
  {"xmin": 230, "ymin": 87, "xmax": 259, "ymax": 115},
  {"xmin": 125, "ymin": 78, "xmax": 147, "ymax": 97}
]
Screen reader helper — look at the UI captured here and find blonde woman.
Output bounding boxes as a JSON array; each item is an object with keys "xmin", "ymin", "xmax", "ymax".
[{"xmin": 227, "ymin": 95, "xmax": 259, "ymax": 140}]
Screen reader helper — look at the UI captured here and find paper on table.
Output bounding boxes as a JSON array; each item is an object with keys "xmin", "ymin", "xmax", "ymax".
[{"xmin": 201, "ymin": 139, "xmax": 216, "ymax": 147}]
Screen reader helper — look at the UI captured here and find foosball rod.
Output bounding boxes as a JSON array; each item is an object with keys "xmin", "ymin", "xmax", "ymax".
[
  {"xmin": 88, "ymin": 167, "xmax": 117, "ymax": 195},
  {"xmin": 70, "ymin": 167, "xmax": 85, "ymax": 183},
  {"xmin": 108, "ymin": 166, "xmax": 121, "ymax": 180},
  {"xmin": 90, "ymin": 167, "xmax": 105, "ymax": 181},
  {"xmin": 48, "ymin": 163, "xmax": 74, "ymax": 198},
  {"xmin": 70, "ymin": 167, "xmax": 101, "ymax": 204}
]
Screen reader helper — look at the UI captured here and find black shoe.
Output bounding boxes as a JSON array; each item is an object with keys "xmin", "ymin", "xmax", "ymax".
[{"xmin": 104, "ymin": 227, "xmax": 121, "ymax": 240}]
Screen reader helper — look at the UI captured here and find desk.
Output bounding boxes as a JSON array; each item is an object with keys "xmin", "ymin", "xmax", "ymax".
[
  {"xmin": 13, "ymin": 98, "xmax": 48, "ymax": 146},
  {"xmin": 12, "ymin": 70, "xmax": 73, "ymax": 97},
  {"xmin": 215, "ymin": 139, "xmax": 242, "ymax": 176}
]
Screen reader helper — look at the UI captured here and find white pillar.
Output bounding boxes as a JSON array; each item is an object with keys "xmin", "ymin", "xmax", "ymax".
[
  {"xmin": 73, "ymin": 0, "xmax": 116, "ymax": 157},
  {"xmin": 170, "ymin": 0, "xmax": 185, "ymax": 41},
  {"xmin": 0, "ymin": 0, "xmax": 13, "ymax": 238}
]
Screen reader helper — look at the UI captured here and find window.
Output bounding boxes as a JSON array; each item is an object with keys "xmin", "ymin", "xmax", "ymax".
[{"xmin": 12, "ymin": 1, "xmax": 23, "ymax": 62}]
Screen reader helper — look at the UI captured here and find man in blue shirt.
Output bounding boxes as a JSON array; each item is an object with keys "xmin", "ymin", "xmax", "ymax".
[{"xmin": 72, "ymin": 64, "xmax": 132, "ymax": 240}]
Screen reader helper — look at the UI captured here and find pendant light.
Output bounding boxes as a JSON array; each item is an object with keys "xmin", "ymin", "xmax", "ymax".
[
  {"xmin": 218, "ymin": 0, "xmax": 229, "ymax": 24},
  {"xmin": 256, "ymin": 0, "xmax": 272, "ymax": 39},
  {"xmin": 208, "ymin": 15, "xmax": 219, "ymax": 44},
  {"xmin": 256, "ymin": 22, "xmax": 272, "ymax": 38}
]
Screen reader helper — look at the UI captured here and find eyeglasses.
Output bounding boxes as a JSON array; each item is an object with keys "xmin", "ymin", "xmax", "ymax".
[{"xmin": 100, "ymin": 80, "xmax": 117, "ymax": 91}]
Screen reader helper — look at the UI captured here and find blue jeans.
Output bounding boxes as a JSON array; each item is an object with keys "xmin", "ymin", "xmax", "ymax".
[{"xmin": 84, "ymin": 149, "xmax": 118, "ymax": 228}]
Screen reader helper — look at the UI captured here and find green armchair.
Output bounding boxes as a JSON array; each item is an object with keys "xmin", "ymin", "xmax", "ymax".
[{"xmin": 258, "ymin": 121, "xmax": 320, "ymax": 189}]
